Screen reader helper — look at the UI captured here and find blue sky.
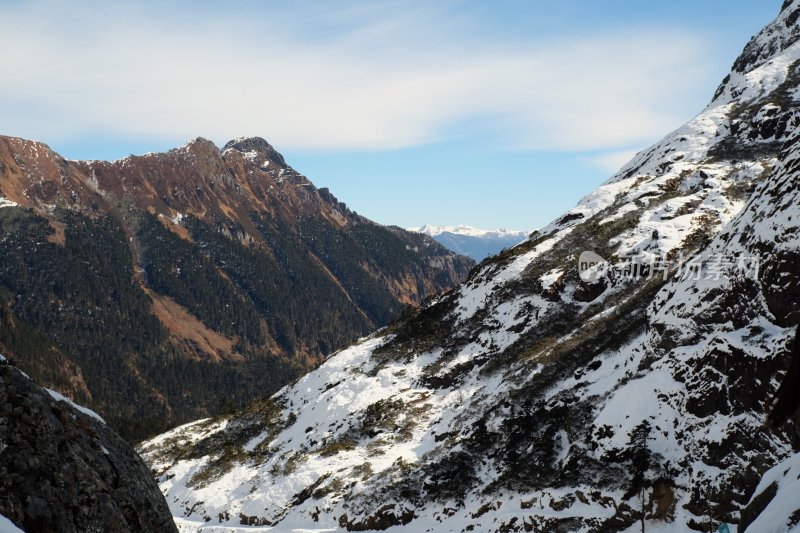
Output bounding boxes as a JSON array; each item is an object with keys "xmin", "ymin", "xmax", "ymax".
[{"xmin": 0, "ymin": 1, "xmax": 780, "ymax": 230}]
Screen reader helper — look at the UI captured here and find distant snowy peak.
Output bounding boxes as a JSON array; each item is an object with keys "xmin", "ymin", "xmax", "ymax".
[
  {"xmin": 409, "ymin": 224, "xmax": 531, "ymax": 261},
  {"xmin": 410, "ymin": 224, "xmax": 529, "ymax": 239}
]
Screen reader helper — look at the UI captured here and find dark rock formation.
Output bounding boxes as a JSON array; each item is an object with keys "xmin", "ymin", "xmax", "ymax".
[
  {"xmin": 739, "ymin": 481, "xmax": 778, "ymax": 532},
  {"xmin": 0, "ymin": 357, "xmax": 177, "ymax": 532},
  {"xmin": 766, "ymin": 324, "xmax": 800, "ymax": 428},
  {"xmin": 222, "ymin": 136, "xmax": 287, "ymax": 168}
]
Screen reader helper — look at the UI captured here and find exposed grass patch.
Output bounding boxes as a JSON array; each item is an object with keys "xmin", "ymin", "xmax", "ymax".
[
  {"xmin": 179, "ymin": 397, "xmax": 287, "ymax": 487},
  {"xmin": 318, "ymin": 435, "xmax": 357, "ymax": 457}
]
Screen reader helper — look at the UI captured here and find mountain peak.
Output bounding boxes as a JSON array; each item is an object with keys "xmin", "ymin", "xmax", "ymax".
[
  {"xmin": 182, "ymin": 136, "xmax": 218, "ymax": 151},
  {"xmin": 167, "ymin": 137, "xmax": 221, "ymax": 161},
  {"xmin": 408, "ymin": 224, "xmax": 530, "ymax": 261},
  {"xmin": 726, "ymin": 0, "xmax": 800, "ymax": 77},
  {"xmin": 222, "ymin": 136, "xmax": 287, "ymax": 168}
]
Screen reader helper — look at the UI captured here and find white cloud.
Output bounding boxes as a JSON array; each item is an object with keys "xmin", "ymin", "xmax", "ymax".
[{"xmin": 0, "ymin": 1, "xmax": 716, "ymax": 153}]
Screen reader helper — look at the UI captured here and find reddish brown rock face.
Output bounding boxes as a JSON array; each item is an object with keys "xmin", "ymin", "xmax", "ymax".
[{"xmin": 0, "ymin": 137, "xmax": 103, "ymax": 210}]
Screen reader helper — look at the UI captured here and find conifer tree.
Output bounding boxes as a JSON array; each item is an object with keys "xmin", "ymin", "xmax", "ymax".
[{"xmin": 629, "ymin": 420, "xmax": 653, "ymax": 533}]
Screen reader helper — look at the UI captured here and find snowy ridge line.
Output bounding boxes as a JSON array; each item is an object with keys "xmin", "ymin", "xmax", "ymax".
[
  {"xmin": 409, "ymin": 224, "xmax": 530, "ymax": 239},
  {"xmin": 44, "ymin": 389, "xmax": 106, "ymax": 424}
]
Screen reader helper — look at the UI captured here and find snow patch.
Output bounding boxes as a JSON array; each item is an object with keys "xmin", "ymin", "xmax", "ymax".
[
  {"xmin": 0, "ymin": 514, "xmax": 24, "ymax": 533},
  {"xmin": 0, "ymin": 197, "xmax": 18, "ymax": 209},
  {"xmin": 46, "ymin": 389, "xmax": 105, "ymax": 424},
  {"xmin": 743, "ymin": 452, "xmax": 800, "ymax": 533}
]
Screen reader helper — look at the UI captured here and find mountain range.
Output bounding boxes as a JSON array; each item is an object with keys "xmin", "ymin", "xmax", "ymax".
[
  {"xmin": 141, "ymin": 1, "xmax": 800, "ymax": 531},
  {"xmin": 0, "ymin": 136, "xmax": 472, "ymax": 440},
  {"xmin": 408, "ymin": 224, "xmax": 530, "ymax": 262}
]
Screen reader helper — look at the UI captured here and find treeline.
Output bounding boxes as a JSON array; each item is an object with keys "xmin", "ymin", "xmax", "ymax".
[
  {"xmin": 187, "ymin": 213, "xmax": 375, "ymax": 356},
  {"xmin": 0, "ymin": 208, "xmax": 305, "ymax": 441},
  {"xmin": 137, "ymin": 214, "xmax": 264, "ymax": 345}
]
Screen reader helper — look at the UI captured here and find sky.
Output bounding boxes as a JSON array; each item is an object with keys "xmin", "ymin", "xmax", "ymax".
[{"xmin": 0, "ymin": 1, "xmax": 780, "ymax": 230}]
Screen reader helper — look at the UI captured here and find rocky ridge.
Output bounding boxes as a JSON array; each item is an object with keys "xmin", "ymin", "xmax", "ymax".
[{"xmin": 0, "ymin": 135, "xmax": 472, "ymax": 440}]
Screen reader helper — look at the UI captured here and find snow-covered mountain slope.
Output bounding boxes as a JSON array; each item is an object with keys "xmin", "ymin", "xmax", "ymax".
[
  {"xmin": 141, "ymin": 2, "xmax": 800, "ymax": 531},
  {"xmin": 739, "ymin": 451, "xmax": 800, "ymax": 532},
  {"xmin": 409, "ymin": 225, "xmax": 530, "ymax": 261}
]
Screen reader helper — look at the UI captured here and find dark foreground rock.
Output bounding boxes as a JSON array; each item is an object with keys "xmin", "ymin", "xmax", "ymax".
[{"xmin": 0, "ymin": 358, "xmax": 177, "ymax": 533}]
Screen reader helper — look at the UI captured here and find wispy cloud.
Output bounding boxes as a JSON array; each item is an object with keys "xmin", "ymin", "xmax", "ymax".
[{"xmin": 0, "ymin": 0, "xmax": 716, "ymax": 153}]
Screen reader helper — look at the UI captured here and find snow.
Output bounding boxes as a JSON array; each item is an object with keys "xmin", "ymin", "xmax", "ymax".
[
  {"xmin": 174, "ymin": 516, "xmax": 339, "ymax": 532},
  {"xmin": 539, "ymin": 267, "xmax": 563, "ymax": 289},
  {"xmin": 453, "ymin": 226, "xmax": 570, "ymax": 322},
  {"xmin": 140, "ymin": 4, "xmax": 800, "ymax": 531},
  {"xmin": 3, "ymin": 354, "xmax": 106, "ymax": 425},
  {"xmin": 242, "ymin": 150, "xmax": 260, "ymax": 163},
  {"xmin": 0, "ymin": 514, "xmax": 24, "ymax": 533},
  {"xmin": 593, "ymin": 365, "xmax": 682, "ymax": 450},
  {"xmin": 46, "ymin": 388, "xmax": 105, "ymax": 424},
  {"xmin": 408, "ymin": 224, "xmax": 529, "ymax": 239},
  {"xmin": 743, "ymin": 452, "xmax": 800, "ymax": 533},
  {"xmin": 714, "ymin": 42, "xmax": 800, "ymax": 109},
  {"xmin": 0, "ymin": 197, "xmax": 18, "ymax": 209}
]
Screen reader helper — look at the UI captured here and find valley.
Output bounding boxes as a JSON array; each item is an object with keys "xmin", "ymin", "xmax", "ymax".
[
  {"xmin": 2, "ymin": 1, "xmax": 800, "ymax": 532},
  {"xmin": 140, "ymin": 1, "xmax": 800, "ymax": 530}
]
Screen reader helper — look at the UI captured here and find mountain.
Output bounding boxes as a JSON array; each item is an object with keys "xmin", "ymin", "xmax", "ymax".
[
  {"xmin": 0, "ymin": 135, "xmax": 473, "ymax": 441},
  {"xmin": 739, "ymin": 451, "xmax": 800, "ymax": 532},
  {"xmin": 0, "ymin": 355, "xmax": 177, "ymax": 532},
  {"xmin": 409, "ymin": 224, "xmax": 530, "ymax": 261},
  {"xmin": 140, "ymin": 1, "xmax": 800, "ymax": 531}
]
